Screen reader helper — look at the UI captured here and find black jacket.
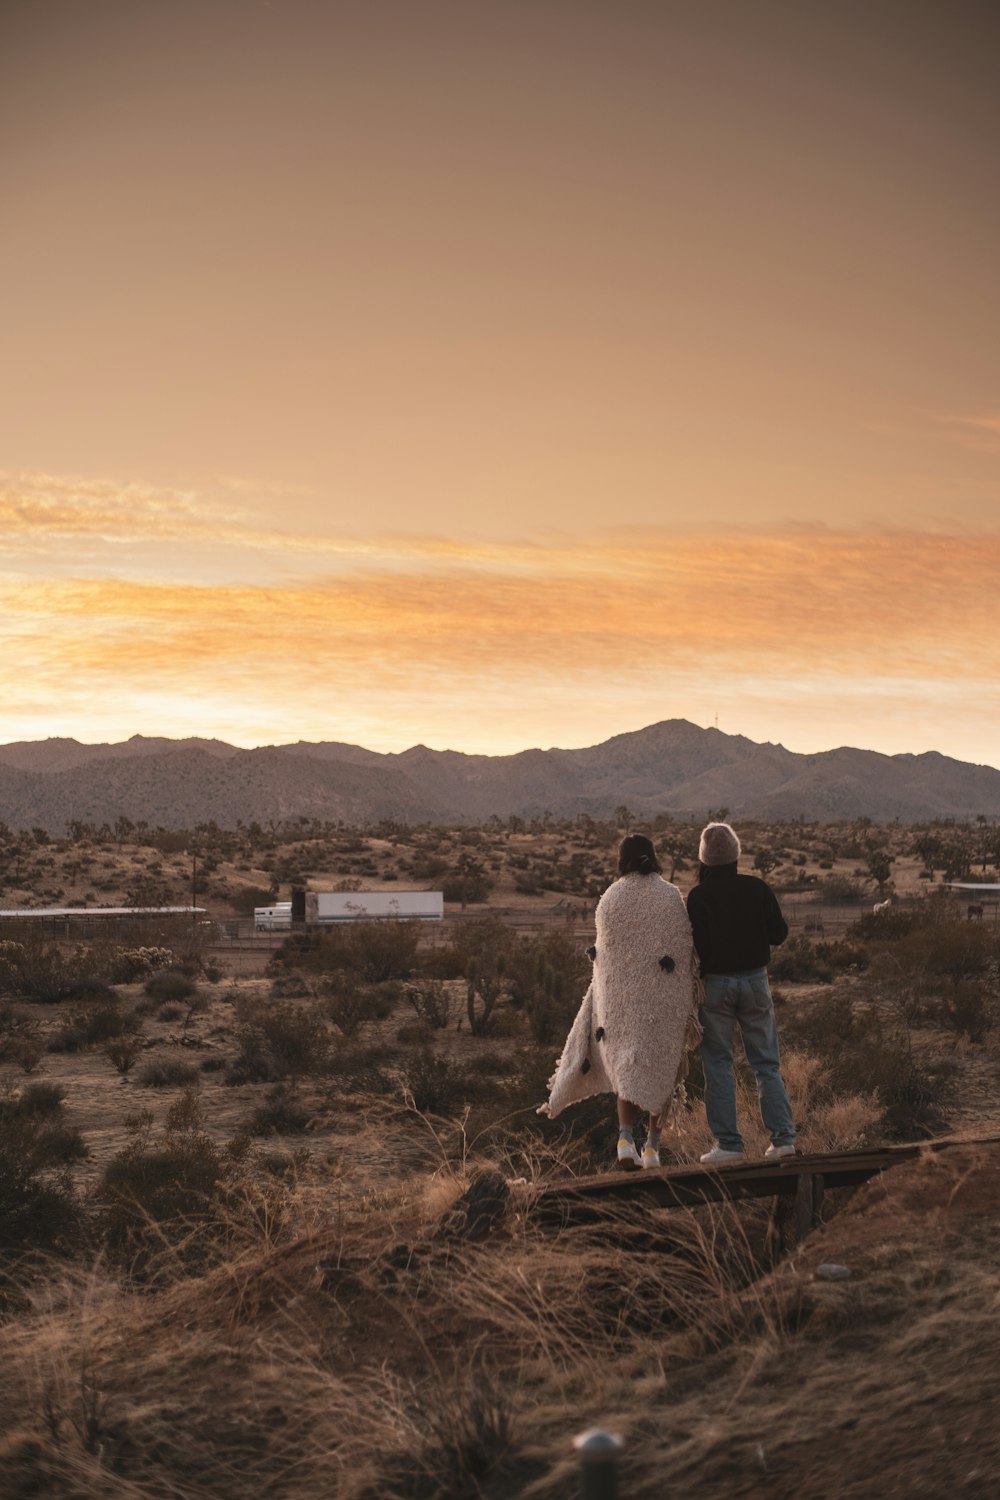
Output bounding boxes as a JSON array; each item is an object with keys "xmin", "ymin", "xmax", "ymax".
[{"xmin": 686, "ymin": 864, "xmax": 788, "ymax": 976}]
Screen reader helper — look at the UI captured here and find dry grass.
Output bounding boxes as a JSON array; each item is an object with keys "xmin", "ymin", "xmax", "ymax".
[
  {"xmin": 2, "ymin": 1128, "xmax": 1000, "ymax": 1499},
  {"xmin": 2, "ymin": 821, "xmax": 1000, "ymax": 1496}
]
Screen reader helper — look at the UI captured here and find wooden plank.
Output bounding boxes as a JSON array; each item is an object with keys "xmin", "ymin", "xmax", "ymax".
[{"xmin": 530, "ymin": 1134, "xmax": 1000, "ymax": 1225}]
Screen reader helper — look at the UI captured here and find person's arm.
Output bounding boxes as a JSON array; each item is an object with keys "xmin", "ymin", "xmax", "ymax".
[
  {"xmin": 763, "ymin": 884, "xmax": 789, "ymax": 947},
  {"xmin": 686, "ymin": 888, "xmax": 710, "ymax": 970}
]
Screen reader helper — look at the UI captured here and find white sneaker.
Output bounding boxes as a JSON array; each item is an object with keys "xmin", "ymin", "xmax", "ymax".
[
  {"xmin": 617, "ymin": 1137, "xmax": 641, "ymax": 1171},
  {"xmin": 699, "ymin": 1146, "xmax": 745, "ymax": 1165},
  {"xmin": 640, "ymin": 1145, "xmax": 661, "ymax": 1170},
  {"xmin": 764, "ymin": 1142, "xmax": 796, "ymax": 1160}
]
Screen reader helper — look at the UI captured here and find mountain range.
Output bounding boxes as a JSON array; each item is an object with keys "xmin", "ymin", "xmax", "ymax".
[{"xmin": 0, "ymin": 722, "xmax": 998, "ymax": 831}]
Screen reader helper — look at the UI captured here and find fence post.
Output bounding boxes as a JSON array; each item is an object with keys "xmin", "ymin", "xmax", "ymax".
[{"xmin": 573, "ymin": 1428, "xmax": 622, "ymax": 1500}]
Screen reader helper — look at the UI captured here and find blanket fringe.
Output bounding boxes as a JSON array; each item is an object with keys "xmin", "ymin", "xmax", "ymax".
[{"xmin": 662, "ymin": 1003, "xmax": 704, "ymax": 1132}]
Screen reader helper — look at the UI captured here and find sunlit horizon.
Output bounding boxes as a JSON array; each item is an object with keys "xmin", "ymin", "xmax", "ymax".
[{"xmin": 2, "ymin": 2, "xmax": 998, "ymax": 784}]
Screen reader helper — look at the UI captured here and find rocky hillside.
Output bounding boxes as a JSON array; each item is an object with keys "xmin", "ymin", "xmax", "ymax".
[{"xmin": 2, "ymin": 721, "xmax": 1000, "ymax": 830}]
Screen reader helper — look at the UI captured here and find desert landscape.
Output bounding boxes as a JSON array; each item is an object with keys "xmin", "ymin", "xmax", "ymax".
[
  {"xmin": 2, "ymin": 793, "xmax": 1000, "ymax": 1497},
  {"xmin": 6, "ymin": 1, "xmax": 1000, "ymax": 1493}
]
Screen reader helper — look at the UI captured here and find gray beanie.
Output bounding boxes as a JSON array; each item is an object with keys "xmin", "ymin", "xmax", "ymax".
[{"xmin": 699, "ymin": 822, "xmax": 741, "ymax": 866}]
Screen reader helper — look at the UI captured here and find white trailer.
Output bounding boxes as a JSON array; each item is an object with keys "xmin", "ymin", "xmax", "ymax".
[
  {"xmin": 254, "ymin": 902, "xmax": 292, "ymax": 930},
  {"xmin": 254, "ymin": 892, "xmax": 443, "ymax": 929},
  {"xmin": 307, "ymin": 891, "xmax": 443, "ymax": 923}
]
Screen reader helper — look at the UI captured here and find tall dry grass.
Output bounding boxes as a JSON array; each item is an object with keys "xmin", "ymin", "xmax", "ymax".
[
  {"xmin": 4, "ymin": 1130, "xmax": 1000, "ymax": 1499},
  {"xmin": 0, "ymin": 1105, "xmax": 794, "ymax": 1500},
  {"xmin": 659, "ymin": 1045, "xmax": 881, "ymax": 1164}
]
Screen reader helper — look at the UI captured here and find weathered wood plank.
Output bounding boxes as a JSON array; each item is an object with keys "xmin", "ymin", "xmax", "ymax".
[{"xmin": 530, "ymin": 1134, "xmax": 1000, "ymax": 1226}]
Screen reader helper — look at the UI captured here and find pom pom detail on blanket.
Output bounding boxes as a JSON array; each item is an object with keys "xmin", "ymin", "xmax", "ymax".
[{"xmin": 539, "ymin": 873, "xmax": 697, "ymax": 1120}]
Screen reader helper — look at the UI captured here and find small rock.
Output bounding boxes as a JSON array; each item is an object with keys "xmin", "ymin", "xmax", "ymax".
[{"xmin": 816, "ymin": 1262, "xmax": 852, "ymax": 1282}]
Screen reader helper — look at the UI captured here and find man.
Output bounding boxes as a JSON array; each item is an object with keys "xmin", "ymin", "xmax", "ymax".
[{"xmin": 686, "ymin": 821, "xmax": 796, "ymax": 1163}]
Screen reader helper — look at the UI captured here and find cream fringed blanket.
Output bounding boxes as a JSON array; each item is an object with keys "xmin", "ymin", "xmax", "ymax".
[{"xmin": 538, "ymin": 872, "xmax": 699, "ymax": 1120}]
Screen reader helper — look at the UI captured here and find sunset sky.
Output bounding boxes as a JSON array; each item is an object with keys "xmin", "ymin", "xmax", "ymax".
[{"xmin": 2, "ymin": 0, "xmax": 999, "ymax": 765}]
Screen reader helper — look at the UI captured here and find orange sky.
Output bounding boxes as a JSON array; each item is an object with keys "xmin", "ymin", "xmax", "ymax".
[{"xmin": 2, "ymin": 1, "xmax": 999, "ymax": 766}]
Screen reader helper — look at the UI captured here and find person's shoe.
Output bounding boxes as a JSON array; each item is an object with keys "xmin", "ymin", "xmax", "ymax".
[
  {"xmin": 764, "ymin": 1142, "xmax": 797, "ymax": 1160},
  {"xmin": 641, "ymin": 1145, "xmax": 661, "ymax": 1170},
  {"xmin": 617, "ymin": 1137, "xmax": 641, "ymax": 1171},
  {"xmin": 699, "ymin": 1146, "xmax": 745, "ymax": 1165}
]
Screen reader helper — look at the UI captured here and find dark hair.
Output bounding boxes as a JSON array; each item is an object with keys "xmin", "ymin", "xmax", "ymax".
[{"xmin": 618, "ymin": 834, "xmax": 662, "ymax": 876}]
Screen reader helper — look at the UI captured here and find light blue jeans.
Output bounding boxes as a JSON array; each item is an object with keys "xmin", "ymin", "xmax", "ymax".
[{"xmin": 700, "ymin": 968, "xmax": 796, "ymax": 1152}]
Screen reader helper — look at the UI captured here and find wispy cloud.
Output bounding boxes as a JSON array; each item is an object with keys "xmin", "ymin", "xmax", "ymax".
[
  {"xmin": 1, "ymin": 468, "xmax": 998, "ymax": 756},
  {"xmin": 927, "ymin": 412, "xmax": 1000, "ymax": 454},
  {"xmin": 2, "ymin": 525, "xmax": 999, "ymax": 757}
]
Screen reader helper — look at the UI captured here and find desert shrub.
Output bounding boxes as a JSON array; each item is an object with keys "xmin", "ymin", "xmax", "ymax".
[
  {"xmin": 397, "ymin": 1019, "xmax": 435, "ymax": 1045},
  {"xmin": 0, "ymin": 1087, "xmax": 85, "ymax": 1251},
  {"xmin": 895, "ymin": 917, "xmax": 998, "ymax": 983},
  {"xmin": 782, "ymin": 989, "xmax": 947, "ymax": 1140},
  {"xmin": 104, "ymin": 1035, "xmax": 144, "ymax": 1074},
  {"xmin": 93, "ymin": 1093, "xmax": 234, "ymax": 1270},
  {"xmin": 77, "ymin": 941, "xmax": 175, "ymax": 984},
  {"xmin": 449, "ymin": 918, "xmax": 517, "ymax": 1036},
  {"xmin": 15, "ymin": 1080, "xmax": 66, "ymax": 1117},
  {"xmin": 441, "ymin": 863, "xmax": 494, "ymax": 904},
  {"xmin": 770, "ymin": 935, "xmax": 866, "ymax": 984},
  {"xmin": 0, "ymin": 940, "xmax": 27, "ymax": 985},
  {"xmin": 137, "ymin": 1057, "xmax": 201, "ymax": 1089},
  {"xmin": 401, "ymin": 1050, "xmax": 480, "ymax": 1115},
  {"xmin": 464, "ymin": 956, "xmax": 508, "ymax": 1037},
  {"xmin": 46, "ymin": 1022, "xmax": 86, "ymax": 1054},
  {"xmin": 65, "ymin": 993, "xmax": 140, "ymax": 1046},
  {"xmin": 321, "ymin": 974, "xmax": 395, "ymax": 1040},
  {"xmin": 270, "ymin": 920, "xmax": 420, "ymax": 983},
  {"xmin": 819, "ymin": 874, "xmax": 866, "ymax": 903},
  {"xmin": 257, "ymin": 1146, "xmax": 312, "ymax": 1179},
  {"xmin": 230, "ymin": 997, "xmax": 331, "ymax": 1084},
  {"xmin": 450, "ymin": 916, "xmax": 517, "ymax": 970},
  {"xmin": 848, "ymin": 914, "xmax": 1000, "ymax": 1042},
  {"xmin": 247, "ymin": 1086, "xmax": 311, "ymax": 1136},
  {"xmin": 465, "ymin": 1048, "xmax": 519, "ymax": 1079},
  {"xmin": 418, "ymin": 943, "xmax": 469, "ymax": 980},
  {"xmin": 505, "ymin": 930, "xmax": 589, "ymax": 1043},
  {"xmin": 850, "ymin": 906, "xmax": 928, "ymax": 941},
  {"xmin": 270, "ymin": 970, "xmax": 315, "ymax": 999},
  {"xmin": 769, "ymin": 935, "xmax": 834, "ymax": 984},
  {"xmin": 144, "ymin": 969, "xmax": 197, "ymax": 1003},
  {"xmin": 3, "ymin": 1027, "xmax": 45, "ymax": 1073},
  {"xmin": 327, "ymin": 1041, "xmax": 394, "ymax": 1095},
  {"xmin": 59, "ymin": 977, "xmax": 121, "ymax": 1005},
  {"xmin": 780, "ymin": 989, "xmax": 857, "ymax": 1054},
  {"xmin": 936, "ymin": 975, "xmax": 999, "ymax": 1044},
  {"xmin": 403, "ymin": 976, "xmax": 452, "ymax": 1029},
  {"xmin": 382, "ymin": 1371, "xmax": 514, "ymax": 1499},
  {"xmin": 0, "ymin": 937, "xmax": 73, "ymax": 1002}
]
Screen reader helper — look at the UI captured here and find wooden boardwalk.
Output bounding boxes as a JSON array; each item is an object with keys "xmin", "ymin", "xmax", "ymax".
[{"xmin": 532, "ymin": 1133, "xmax": 1000, "ymax": 1240}]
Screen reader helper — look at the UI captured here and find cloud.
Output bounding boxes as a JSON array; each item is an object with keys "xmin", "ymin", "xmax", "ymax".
[
  {"xmin": 4, "ymin": 525, "xmax": 998, "ymax": 679},
  {"xmin": 1, "ymin": 495, "xmax": 998, "ymax": 756},
  {"xmin": 929, "ymin": 413, "xmax": 1000, "ymax": 454}
]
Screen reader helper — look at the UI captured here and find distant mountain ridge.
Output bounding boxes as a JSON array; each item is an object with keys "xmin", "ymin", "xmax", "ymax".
[{"xmin": 0, "ymin": 722, "xmax": 999, "ymax": 831}]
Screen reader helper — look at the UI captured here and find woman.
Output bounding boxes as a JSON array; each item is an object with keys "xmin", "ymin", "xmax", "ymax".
[{"xmin": 539, "ymin": 833, "xmax": 697, "ymax": 1170}]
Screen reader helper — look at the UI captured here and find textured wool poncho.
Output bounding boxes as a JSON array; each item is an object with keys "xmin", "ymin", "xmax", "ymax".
[{"xmin": 539, "ymin": 872, "xmax": 697, "ymax": 1119}]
